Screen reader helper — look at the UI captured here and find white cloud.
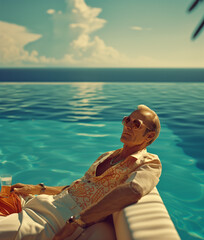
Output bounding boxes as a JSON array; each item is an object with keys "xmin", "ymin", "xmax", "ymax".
[
  {"xmin": 60, "ymin": 54, "xmax": 77, "ymax": 64},
  {"xmin": 131, "ymin": 26, "xmax": 143, "ymax": 31},
  {"xmin": 0, "ymin": 18, "xmax": 160, "ymax": 67},
  {"xmin": 0, "ymin": 21, "xmax": 41, "ymax": 64},
  {"xmin": 47, "ymin": 9, "xmax": 56, "ymax": 15},
  {"xmin": 61, "ymin": 0, "xmax": 125, "ymax": 66},
  {"xmin": 130, "ymin": 26, "xmax": 152, "ymax": 31},
  {"xmin": 36, "ymin": 0, "xmax": 127, "ymax": 67},
  {"xmin": 0, "ymin": 1, "xmax": 147, "ymax": 67},
  {"xmin": 0, "ymin": 21, "xmax": 57, "ymax": 66}
]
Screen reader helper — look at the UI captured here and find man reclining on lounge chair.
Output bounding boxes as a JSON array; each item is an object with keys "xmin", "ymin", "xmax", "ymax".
[{"xmin": 0, "ymin": 105, "xmax": 162, "ymax": 240}]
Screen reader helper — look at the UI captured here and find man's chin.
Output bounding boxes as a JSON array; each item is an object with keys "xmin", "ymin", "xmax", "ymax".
[{"xmin": 120, "ymin": 136, "xmax": 130, "ymax": 144}]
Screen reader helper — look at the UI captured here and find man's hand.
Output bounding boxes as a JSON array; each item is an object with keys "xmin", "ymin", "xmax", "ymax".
[
  {"xmin": 53, "ymin": 222, "xmax": 78, "ymax": 240},
  {"xmin": 11, "ymin": 183, "xmax": 39, "ymax": 196}
]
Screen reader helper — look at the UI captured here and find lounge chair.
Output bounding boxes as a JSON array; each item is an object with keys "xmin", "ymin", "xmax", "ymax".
[{"xmin": 113, "ymin": 187, "xmax": 181, "ymax": 240}]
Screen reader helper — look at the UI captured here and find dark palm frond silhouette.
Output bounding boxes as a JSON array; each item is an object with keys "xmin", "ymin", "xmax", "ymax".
[
  {"xmin": 192, "ymin": 18, "xmax": 204, "ymax": 39},
  {"xmin": 188, "ymin": 0, "xmax": 201, "ymax": 11},
  {"xmin": 187, "ymin": 0, "xmax": 204, "ymax": 39}
]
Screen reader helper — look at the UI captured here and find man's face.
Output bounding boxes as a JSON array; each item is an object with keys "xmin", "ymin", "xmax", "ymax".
[{"xmin": 120, "ymin": 110, "xmax": 154, "ymax": 147}]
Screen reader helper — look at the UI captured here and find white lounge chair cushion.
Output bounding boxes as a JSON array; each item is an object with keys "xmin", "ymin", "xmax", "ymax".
[{"xmin": 113, "ymin": 188, "xmax": 181, "ymax": 240}]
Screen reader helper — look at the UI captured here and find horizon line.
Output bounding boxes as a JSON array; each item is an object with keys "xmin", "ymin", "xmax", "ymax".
[{"xmin": 0, "ymin": 67, "xmax": 204, "ymax": 70}]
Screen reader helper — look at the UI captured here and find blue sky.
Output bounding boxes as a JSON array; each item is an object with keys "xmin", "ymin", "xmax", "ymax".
[{"xmin": 0, "ymin": 0, "xmax": 203, "ymax": 68}]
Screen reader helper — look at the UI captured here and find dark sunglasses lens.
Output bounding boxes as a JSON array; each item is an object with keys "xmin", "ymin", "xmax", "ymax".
[
  {"xmin": 126, "ymin": 117, "xmax": 130, "ymax": 123},
  {"xmin": 133, "ymin": 119, "xmax": 141, "ymax": 128}
]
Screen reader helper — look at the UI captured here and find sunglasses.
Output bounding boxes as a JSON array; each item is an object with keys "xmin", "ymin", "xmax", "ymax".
[{"xmin": 122, "ymin": 116, "xmax": 152, "ymax": 131}]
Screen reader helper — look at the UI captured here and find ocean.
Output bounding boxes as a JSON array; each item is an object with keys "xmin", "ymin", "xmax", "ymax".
[
  {"xmin": 0, "ymin": 68, "xmax": 204, "ymax": 82},
  {"xmin": 0, "ymin": 68, "xmax": 204, "ymax": 240}
]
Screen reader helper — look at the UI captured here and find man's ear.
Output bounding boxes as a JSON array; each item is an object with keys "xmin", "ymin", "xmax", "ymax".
[{"xmin": 145, "ymin": 131, "xmax": 155, "ymax": 142}]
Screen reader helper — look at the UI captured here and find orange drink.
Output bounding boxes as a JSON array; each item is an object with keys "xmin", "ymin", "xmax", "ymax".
[
  {"xmin": 0, "ymin": 175, "xmax": 12, "ymax": 198},
  {"xmin": 0, "ymin": 186, "xmax": 11, "ymax": 197}
]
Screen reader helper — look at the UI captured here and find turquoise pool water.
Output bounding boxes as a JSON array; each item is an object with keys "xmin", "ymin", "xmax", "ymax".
[{"xmin": 0, "ymin": 82, "xmax": 203, "ymax": 240}]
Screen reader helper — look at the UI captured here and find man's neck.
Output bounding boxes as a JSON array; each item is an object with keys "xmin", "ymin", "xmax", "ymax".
[{"xmin": 120, "ymin": 143, "xmax": 146, "ymax": 159}]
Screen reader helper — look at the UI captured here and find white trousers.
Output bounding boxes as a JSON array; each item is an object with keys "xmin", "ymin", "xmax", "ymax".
[
  {"xmin": 0, "ymin": 190, "xmax": 83, "ymax": 240},
  {"xmin": 0, "ymin": 191, "xmax": 116, "ymax": 240}
]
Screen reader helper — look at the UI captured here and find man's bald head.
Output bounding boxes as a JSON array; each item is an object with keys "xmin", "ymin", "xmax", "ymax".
[{"xmin": 136, "ymin": 105, "xmax": 160, "ymax": 145}]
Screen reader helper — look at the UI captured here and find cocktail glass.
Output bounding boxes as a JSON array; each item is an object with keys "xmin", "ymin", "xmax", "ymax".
[{"xmin": 0, "ymin": 175, "xmax": 12, "ymax": 197}]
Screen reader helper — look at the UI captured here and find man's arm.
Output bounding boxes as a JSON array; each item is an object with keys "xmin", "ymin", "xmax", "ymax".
[
  {"xmin": 80, "ymin": 158, "xmax": 162, "ymax": 224},
  {"xmin": 11, "ymin": 183, "xmax": 69, "ymax": 195},
  {"xmin": 80, "ymin": 182, "xmax": 141, "ymax": 224},
  {"xmin": 52, "ymin": 183, "xmax": 141, "ymax": 240},
  {"xmin": 12, "ymin": 152, "xmax": 110, "ymax": 196}
]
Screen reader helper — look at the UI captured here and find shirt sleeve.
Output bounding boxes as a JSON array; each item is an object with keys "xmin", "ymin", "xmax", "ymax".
[{"xmin": 127, "ymin": 155, "xmax": 162, "ymax": 197}]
